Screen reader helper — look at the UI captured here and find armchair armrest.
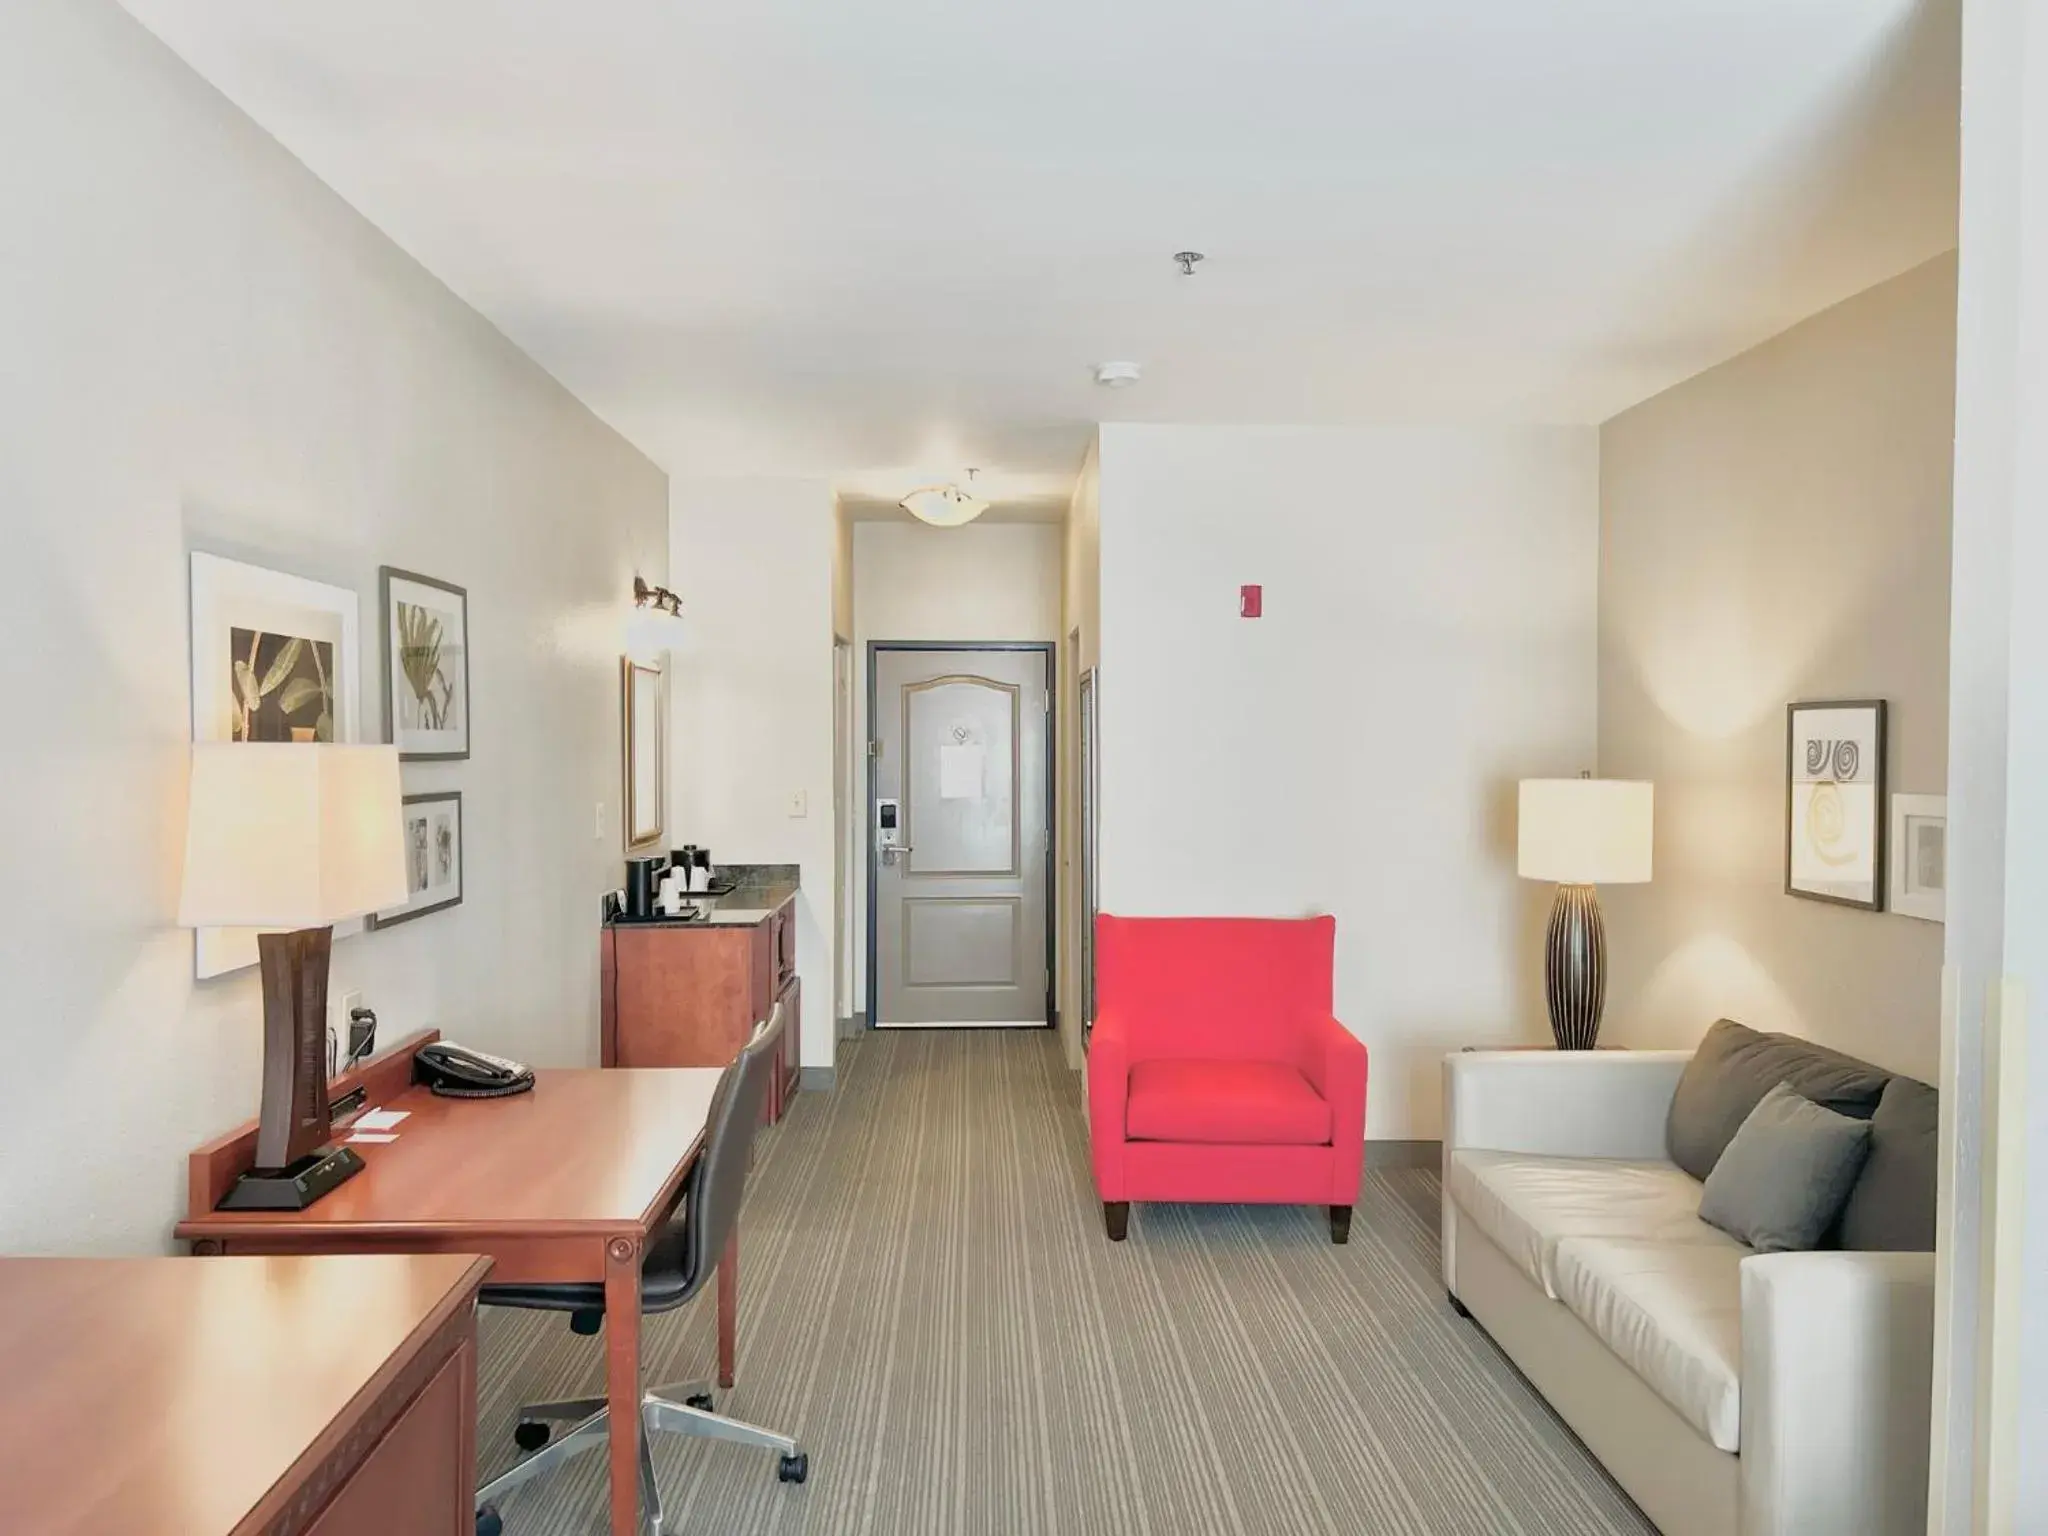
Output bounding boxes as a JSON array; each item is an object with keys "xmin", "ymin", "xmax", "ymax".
[
  {"xmin": 1300, "ymin": 1015, "xmax": 1368, "ymax": 1202},
  {"xmin": 1443, "ymin": 1050, "xmax": 1692, "ymax": 1161},
  {"xmin": 1086, "ymin": 1010, "xmax": 1133, "ymax": 1199},
  {"xmin": 1739, "ymin": 1251, "xmax": 1935, "ymax": 1535}
]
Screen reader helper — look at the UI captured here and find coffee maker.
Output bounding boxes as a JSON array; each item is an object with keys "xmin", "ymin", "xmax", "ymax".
[{"xmin": 623, "ymin": 854, "xmax": 669, "ymax": 919}]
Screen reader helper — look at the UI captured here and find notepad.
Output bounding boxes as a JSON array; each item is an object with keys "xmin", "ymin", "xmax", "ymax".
[
  {"xmin": 353, "ymin": 1108, "xmax": 410, "ymax": 1132},
  {"xmin": 348, "ymin": 1132, "xmax": 400, "ymax": 1145}
]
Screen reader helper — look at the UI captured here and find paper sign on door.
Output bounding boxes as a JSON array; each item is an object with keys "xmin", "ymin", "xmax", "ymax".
[{"xmin": 939, "ymin": 743, "xmax": 985, "ymax": 800}]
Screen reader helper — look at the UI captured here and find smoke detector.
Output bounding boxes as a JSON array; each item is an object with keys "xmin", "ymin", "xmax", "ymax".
[{"xmin": 1094, "ymin": 361, "xmax": 1143, "ymax": 388}]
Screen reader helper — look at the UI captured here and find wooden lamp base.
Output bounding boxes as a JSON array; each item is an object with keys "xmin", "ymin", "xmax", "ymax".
[{"xmin": 217, "ymin": 925, "xmax": 363, "ymax": 1211}]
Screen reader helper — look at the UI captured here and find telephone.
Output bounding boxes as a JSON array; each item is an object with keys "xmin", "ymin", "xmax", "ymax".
[{"xmin": 413, "ymin": 1041, "xmax": 536, "ymax": 1099}]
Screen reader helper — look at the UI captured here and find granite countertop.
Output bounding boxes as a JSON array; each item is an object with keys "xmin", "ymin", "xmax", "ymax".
[{"xmin": 608, "ymin": 862, "xmax": 798, "ymax": 929}]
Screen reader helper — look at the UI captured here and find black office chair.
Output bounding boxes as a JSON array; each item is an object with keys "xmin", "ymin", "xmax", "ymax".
[{"xmin": 474, "ymin": 1005, "xmax": 804, "ymax": 1536}]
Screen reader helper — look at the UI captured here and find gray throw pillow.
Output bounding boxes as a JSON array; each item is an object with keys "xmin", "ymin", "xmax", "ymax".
[
  {"xmin": 1699, "ymin": 1082, "xmax": 1874, "ymax": 1253},
  {"xmin": 1666, "ymin": 1019, "xmax": 1889, "ymax": 1181},
  {"xmin": 1833, "ymin": 1074, "xmax": 1939, "ymax": 1252}
]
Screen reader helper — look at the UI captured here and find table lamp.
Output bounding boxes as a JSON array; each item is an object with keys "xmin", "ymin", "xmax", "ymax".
[
  {"xmin": 178, "ymin": 742, "xmax": 408, "ymax": 1209},
  {"xmin": 1517, "ymin": 776, "xmax": 1653, "ymax": 1049}
]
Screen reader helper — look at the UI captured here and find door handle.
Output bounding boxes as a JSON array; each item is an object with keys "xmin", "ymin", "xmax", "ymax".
[{"xmin": 881, "ymin": 844, "xmax": 914, "ymax": 863}]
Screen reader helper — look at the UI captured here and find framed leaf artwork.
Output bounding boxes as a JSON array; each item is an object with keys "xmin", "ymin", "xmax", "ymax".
[
  {"xmin": 188, "ymin": 550, "xmax": 362, "ymax": 978},
  {"xmin": 1785, "ymin": 699, "xmax": 1887, "ymax": 910},
  {"xmin": 380, "ymin": 568, "xmax": 470, "ymax": 760}
]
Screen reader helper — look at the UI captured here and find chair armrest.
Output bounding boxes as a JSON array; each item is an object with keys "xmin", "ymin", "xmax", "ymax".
[
  {"xmin": 1739, "ymin": 1251, "xmax": 1935, "ymax": 1535},
  {"xmin": 1300, "ymin": 1015, "xmax": 1368, "ymax": 1200},
  {"xmin": 1086, "ymin": 1010, "xmax": 1133, "ymax": 1199},
  {"xmin": 1442, "ymin": 1050, "xmax": 1691, "ymax": 1160}
]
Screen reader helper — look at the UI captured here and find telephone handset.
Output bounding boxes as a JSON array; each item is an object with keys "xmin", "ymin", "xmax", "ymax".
[{"xmin": 414, "ymin": 1041, "xmax": 536, "ymax": 1099}]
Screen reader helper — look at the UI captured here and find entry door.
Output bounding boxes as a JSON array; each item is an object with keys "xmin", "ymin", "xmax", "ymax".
[{"xmin": 874, "ymin": 647, "xmax": 1051, "ymax": 1027}]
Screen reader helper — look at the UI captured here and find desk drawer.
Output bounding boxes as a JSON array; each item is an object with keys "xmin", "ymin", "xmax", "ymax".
[{"xmin": 303, "ymin": 1343, "xmax": 471, "ymax": 1536}]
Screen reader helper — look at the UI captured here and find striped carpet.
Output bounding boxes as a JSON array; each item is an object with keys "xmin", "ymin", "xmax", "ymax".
[{"xmin": 476, "ymin": 1029, "xmax": 1652, "ymax": 1535}]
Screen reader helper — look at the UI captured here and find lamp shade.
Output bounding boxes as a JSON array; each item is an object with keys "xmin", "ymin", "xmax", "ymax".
[
  {"xmin": 178, "ymin": 744, "xmax": 408, "ymax": 928},
  {"xmin": 1517, "ymin": 778, "xmax": 1654, "ymax": 885}
]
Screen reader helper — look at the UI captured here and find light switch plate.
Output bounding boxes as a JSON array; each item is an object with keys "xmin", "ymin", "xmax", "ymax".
[
  {"xmin": 594, "ymin": 800, "xmax": 606, "ymax": 840},
  {"xmin": 788, "ymin": 789, "xmax": 808, "ymax": 818}
]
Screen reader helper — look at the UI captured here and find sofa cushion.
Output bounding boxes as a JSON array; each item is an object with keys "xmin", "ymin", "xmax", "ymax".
[
  {"xmin": 1834, "ymin": 1074, "xmax": 1939, "ymax": 1252},
  {"xmin": 1125, "ymin": 1059, "xmax": 1332, "ymax": 1145},
  {"xmin": 1699, "ymin": 1083, "xmax": 1873, "ymax": 1253},
  {"xmin": 1552, "ymin": 1237, "xmax": 1746, "ymax": 1453},
  {"xmin": 1666, "ymin": 1019, "xmax": 1890, "ymax": 1181},
  {"xmin": 1448, "ymin": 1150, "xmax": 1742, "ymax": 1298}
]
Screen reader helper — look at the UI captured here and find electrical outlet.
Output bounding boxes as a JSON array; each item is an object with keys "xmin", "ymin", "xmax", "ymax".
[
  {"xmin": 788, "ymin": 789, "xmax": 808, "ymax": 818},
  {"xmin": 327, "ymin": 989, "xmax": 363, "ymax": 1078}
]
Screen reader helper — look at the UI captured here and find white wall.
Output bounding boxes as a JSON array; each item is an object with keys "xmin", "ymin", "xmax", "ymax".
[
  {"xmin": 848, "ymin": 520, "xmax": 1064, "ymax": 1008},
  {"xmin": 1095, "ymin": 424, "xmax": 1599, "ymax": 1140},
  {"xmin": 668, "ymin": 479, "xmax": 838, "ymax": 1070},
  {"xmin": 1598, "ymin": 256, "xmax": 1956, "ymax": 1081},
  {"xmin": 1937, "ymin": 0, "xmax": 2045, "ymax": 1521},
  {"xmin": 0, "ymin": 0, "xmax": 668, "ymax": 1254},
  {"xmin": 1057, "ymin": 441, "xmax": 1102, "ymax": 1066}
]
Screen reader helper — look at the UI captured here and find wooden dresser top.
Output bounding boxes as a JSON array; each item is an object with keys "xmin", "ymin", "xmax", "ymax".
[{"xmin": 0, "ymin": 1251, "xmax": 488, "ymax": 1535}]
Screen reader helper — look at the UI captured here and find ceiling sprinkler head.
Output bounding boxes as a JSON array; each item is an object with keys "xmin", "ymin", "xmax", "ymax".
[
  {"xmin": 1174, "ymin": 251, "xmax": 1205, "ymax": 276},
  {"xmin": 1094, "ymin": 361, "xmax": 1142, "ymax": 388}
]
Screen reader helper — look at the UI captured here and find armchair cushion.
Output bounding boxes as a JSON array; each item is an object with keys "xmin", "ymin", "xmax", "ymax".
[{"xmin": 1127, "ymin": 1060, "xmax": 1332, "ymax": 1146}]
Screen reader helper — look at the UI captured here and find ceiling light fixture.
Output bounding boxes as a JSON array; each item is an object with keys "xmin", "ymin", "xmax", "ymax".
[
  {"xmin": 1094, "ymin": 361, "xmax": 1142, "ymax": 388},
  {"xmin": 900, "ymin": 468, "xmax": 990, "ymax": 528}
]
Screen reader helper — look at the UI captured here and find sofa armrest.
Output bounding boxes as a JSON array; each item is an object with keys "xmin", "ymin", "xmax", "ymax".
[
  {"xmin": 1442, "ymin": 1050, "xmax": 1691, "ymax": 1161},
  {"xmin": 1300, "ymin": 1015, "xmax": 1368, "ymax": 1203},
  {"xmin": 1086, "ymin": 1010, "xmax": 1133, "ymax": 1199},
  {"xmin": 1739, "ymin": 1251, "xmax": 1934, "ymax": 1535}
]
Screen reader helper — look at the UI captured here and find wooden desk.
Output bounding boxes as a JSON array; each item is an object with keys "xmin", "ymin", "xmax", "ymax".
[
  {"xmin": 0, "ymin": 1252, "xmax": 488, "ymax": 1535},
  {"xmin": 177, "ymin": 1032, "xmax": 732, "ymax": 1536}
]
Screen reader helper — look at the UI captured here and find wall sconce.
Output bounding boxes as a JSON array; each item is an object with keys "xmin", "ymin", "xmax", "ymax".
[{"xmin": 634, "ymin": 576, "xmax": 683, "ymax": 618}]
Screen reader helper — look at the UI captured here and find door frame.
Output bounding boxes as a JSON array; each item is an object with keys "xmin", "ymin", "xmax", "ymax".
[{"xmin": 865, "ymin": 640, "xmax": 1057, "ymax": 1032}]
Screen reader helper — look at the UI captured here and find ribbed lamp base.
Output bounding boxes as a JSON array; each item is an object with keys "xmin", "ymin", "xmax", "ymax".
[{"xmin": 1544, "ymin": 883, "xmax": 1606, "ymax": 1050}]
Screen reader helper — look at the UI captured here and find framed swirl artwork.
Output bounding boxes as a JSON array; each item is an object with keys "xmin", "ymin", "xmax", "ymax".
[{"xmin": 1785, "ymin": 699, "xmax": 1887, "ymax": 910}]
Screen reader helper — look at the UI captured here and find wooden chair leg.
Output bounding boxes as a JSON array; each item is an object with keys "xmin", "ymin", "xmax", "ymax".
[
  {"xmin": 1103, "ymin": 1201, "xmax": 1130, "ymax": 1241},
  {"xmin": 1329, "ymin": 1205, "xmax": 1352, "ymax": 1244}
]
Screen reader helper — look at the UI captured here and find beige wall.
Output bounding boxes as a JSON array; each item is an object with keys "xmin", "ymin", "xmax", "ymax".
[
  {"xmin": 1057, "ymin": 440, "xmax": 1101, "ymax": 1066},
  {"xmin": 0, "ymin": 0, "xmax": 668, "ymax": 1253},
  {"xmin": 668, "ymin": 478, "xmax": 839, "ymax": 1069},
  {"xmin": 1598, "ymin": 253, "xmax": 1957, "ymax": 1082}
]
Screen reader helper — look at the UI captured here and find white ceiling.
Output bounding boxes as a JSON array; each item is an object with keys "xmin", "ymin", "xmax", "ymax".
[{"xmin": 120, "ymin": 0, "xmax": 1958, "ymax": 515}]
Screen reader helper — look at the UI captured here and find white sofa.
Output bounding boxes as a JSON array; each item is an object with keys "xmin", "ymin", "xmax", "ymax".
[{"xmin": 1441, "ymin": 1050, "xmax": 1935, "ymax": 1536}]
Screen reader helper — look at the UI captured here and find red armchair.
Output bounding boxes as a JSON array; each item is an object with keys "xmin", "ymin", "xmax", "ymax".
[{"xmin": 1088, "ymin": 914, "xmax": 1368, "ymax": 1243}]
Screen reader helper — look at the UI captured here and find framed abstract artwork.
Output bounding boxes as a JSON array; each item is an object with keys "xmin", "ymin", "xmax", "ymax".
[
  {"xmin": 1785, "ymin": 699, "xmax": 1887, "ymax": 911},
  {"xmin": 380, "ymin": 567, "xmax": 470, "ymax": 760},
  {"xmin": 188, "ymin": 551, "xmax": 362, "ymax": 978},
  {"xmin": 622, "ymin": 655, "xmax": 665, "ymax": 851},
  {"xmin": 1889, "ymin": 793, "xmax": 1947, "ymax": 923},
  {"xmin": 370, "ymin": 791, "xmax": 464, "ymax": 928}
]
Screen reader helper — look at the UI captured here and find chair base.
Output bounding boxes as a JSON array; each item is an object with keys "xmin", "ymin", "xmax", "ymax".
[
  {"xmin": 1100, "ymin": 1199, "xmax": 1354, "ymax": 1244},
  {"xmin": 475, "ymin": 1377, "xmax": 804, "ymax": 1536}
]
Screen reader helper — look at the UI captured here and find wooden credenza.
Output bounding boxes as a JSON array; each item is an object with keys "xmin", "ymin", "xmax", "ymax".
[
  {"xmin": 602, "ymin": 890, "xmax": 802, "ymax": 1118},
  {"xmin": 0, "ymin": 1252, "xmax": 488, "ymax": 1536}
]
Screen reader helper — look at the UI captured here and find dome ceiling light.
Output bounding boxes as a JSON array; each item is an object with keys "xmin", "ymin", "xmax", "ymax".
[{"xmin": 900, "ymin": 468, "xmax": 990, "ymax": 528}]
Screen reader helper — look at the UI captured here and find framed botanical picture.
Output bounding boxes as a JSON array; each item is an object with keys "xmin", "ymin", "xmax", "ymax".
[
  {"xmin": 189, "ymin": 551, "xmax": 362, "ymax": 977},
  {"xmin": 1889, "ymin": 793, "xmax": 1947, "ymax": 923},
  {"xmin": 622, "ymin": 656, "xmax": 665, "ymax": 851},
  {"xmin": 370, "ymin": 792, "xmax": 464, "ymax": 928},
  {"xmin": 1785, "ymin": 699, "xmax": 1887, "ymax": 910},
  {"xmin": 381, "ymin": 567, "xmax": 470, "ymax": 760}
]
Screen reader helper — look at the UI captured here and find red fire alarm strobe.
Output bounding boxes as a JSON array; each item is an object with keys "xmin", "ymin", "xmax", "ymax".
[{"xmin": 1240, "ymin": 584, "xmax": 1263, "ymax": 618}]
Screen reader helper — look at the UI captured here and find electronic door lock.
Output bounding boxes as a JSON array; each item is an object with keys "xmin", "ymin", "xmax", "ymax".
[{"xmin": 876, "ymin": 798, "xmax": 904, "ymax": 849}]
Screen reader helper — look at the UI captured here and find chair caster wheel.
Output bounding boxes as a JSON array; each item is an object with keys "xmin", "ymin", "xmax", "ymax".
[
  {"xmin": 778, "ymin": 1451, "xmax": 809, "ymax": 1484},
  {"xmin": 513, "ymin": 1419, "xmax": 552, "ymax": 1451},
  {"xmin": 476, "ymin": 1505, "xmax": 504, "ymax": 1536},
  {"xmin": 685, "ymin": 1392, "xmax": 714, "ymax": 1411}
]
